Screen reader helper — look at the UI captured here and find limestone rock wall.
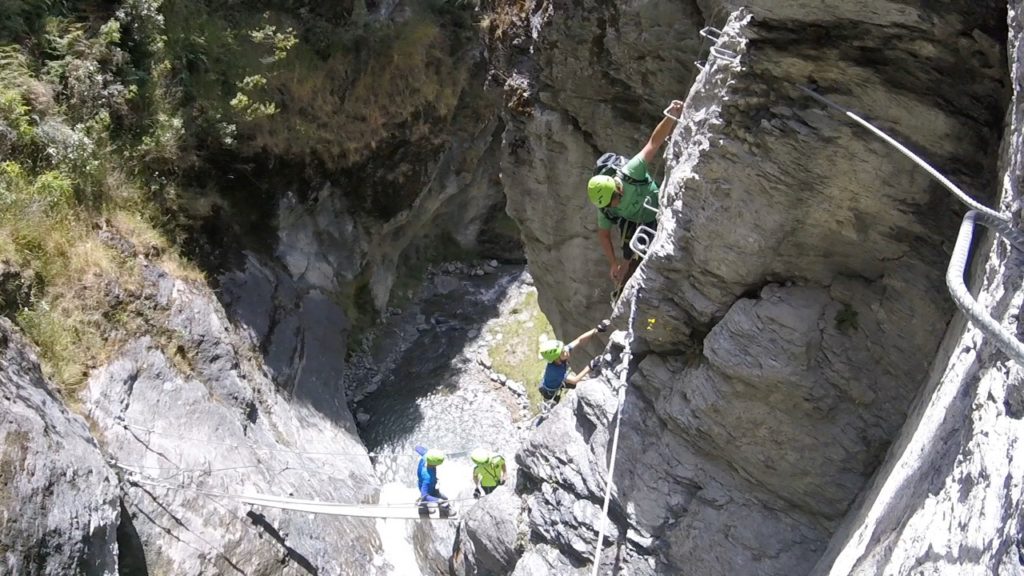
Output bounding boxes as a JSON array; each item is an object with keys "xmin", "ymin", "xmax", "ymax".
[
  {"xmin": 85, "ymin": 262, "xmax": 385, "ymax": 575},
  {"xmin": 493, "ymin": 1, "xmax": 1014, "ymax": 574},
  {"xmin": 217, "ymin": 118, "xmax": 508, "ymax": 412},
  {"xmin": 0, "ymin": 319, "xmax": 120, "ymax": 576},
  {"xmin": 813, "ymin": 1, "xmax": 1024, "ymax": 573},
  {"xmin": 493, "ymin": 0, "xmax": 702, "ymax": 342}
]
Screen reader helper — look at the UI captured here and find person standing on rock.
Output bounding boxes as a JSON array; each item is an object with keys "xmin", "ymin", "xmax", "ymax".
[
  {"xmin": 470, "ymin": 448, "xmax": 507, "ymax": 497},
  {"xmin": 587, "ymin": 99, "xmax": 684, "ymax": 293},
  {"xmin": 537, "ymin": 320, "xmax": 610, "ymax": 402},
  {"xmin": 415, "ymin": 446, "xmax": 455, "ymax": 517}
]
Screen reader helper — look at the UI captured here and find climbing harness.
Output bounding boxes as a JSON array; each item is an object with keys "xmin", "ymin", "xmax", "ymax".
[
  {"xmin": 589, "ymin": 290, "xmax": 642, "ymax": 575},
  {"xmin": 799, "ymin": 86, "xmax": 1024, "ymax": 365}
]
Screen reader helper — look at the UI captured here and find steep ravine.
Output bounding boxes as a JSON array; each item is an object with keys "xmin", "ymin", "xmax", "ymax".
[{"xmin": 3, "ymin": 1, "xmax": 1024, "ymax": 575}]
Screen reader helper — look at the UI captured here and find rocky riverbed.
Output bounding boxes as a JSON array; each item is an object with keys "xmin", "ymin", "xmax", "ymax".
[{"xmin": 346, "ymin": 261, "xmax": 548, "ymax": 574}]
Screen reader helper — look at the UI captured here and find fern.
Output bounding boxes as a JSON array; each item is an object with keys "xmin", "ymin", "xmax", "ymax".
[{"xmin": 0, "ymin": 45, "xmax": 32, "ymax": 88}]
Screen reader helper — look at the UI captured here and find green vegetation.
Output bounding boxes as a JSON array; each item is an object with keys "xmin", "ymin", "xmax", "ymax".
[
  {"xmin": 0, "ymin": 0, "xmax": 487, "ymax": 395},
  {"xmin": 0, "ymin": 3, "xmax": 207, "ymax": 393},
  {"xmin": 487, "ymin": 290, "xmax": 552, "ymax": 414}
]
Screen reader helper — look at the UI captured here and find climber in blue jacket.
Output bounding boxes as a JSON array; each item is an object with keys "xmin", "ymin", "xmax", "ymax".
[{"xmin": 415, "ymin": 446, "xmax": 454, "ymax": 517}]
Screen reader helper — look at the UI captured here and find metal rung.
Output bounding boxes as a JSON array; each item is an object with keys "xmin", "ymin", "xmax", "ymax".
[
  {"xmin": 709, "ymin": 46, "xmax": 740, "ymax": 65},
  {"xmin": 699, "ymin": 26, "xmax": 722, "ymax": 41},
  {"xmin": 642, "ymin": 196, "xmax": 659, "ymax": 215},
  {"xmin": 663, "ymin": 104, "xmax": 683, "ymax": 122},
  {"xmin": 694, "ymin": 60, "xmax": 706, "ymax": 71},
  {"xmin": 629, "ymin": 225, "xmax": 657, "ymax": 258}
]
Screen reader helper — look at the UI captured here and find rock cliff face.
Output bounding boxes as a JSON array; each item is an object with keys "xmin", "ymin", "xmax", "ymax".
[
  {"xmin": 813, "ymin": 1, "xmax": 1024, "ymax": 573},
  {"xmin": 0, "ymin": 319, "xmax": 119, "ymax": 576},
  {"xmin": 2, "ymin": 250, "xmax": 393, "ymax": 574},
  {"xmin": 483, "ymin": 0, "xmax": 1017, "ymax": 574},
  {"xmin": 84, "ymin": 261, "xmax": 384, "ymax": 575},
  {"xmin": 491, "ymin": 0, "xmax": 702, "ymax": 341},
  {"xmin": 3, "ymin": 0, "xmax": 1024, "ymax": 574}
]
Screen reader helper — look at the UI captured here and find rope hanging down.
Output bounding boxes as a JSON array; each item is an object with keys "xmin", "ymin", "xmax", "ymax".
[{"xmin": 590, "ymin": 289, "xmax": 642, "ymax": 575}]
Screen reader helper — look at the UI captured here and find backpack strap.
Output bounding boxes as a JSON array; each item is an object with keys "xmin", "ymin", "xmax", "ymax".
[{"xmin": 616, "ymin": 167, "xmax": 651, "ymax": 187}]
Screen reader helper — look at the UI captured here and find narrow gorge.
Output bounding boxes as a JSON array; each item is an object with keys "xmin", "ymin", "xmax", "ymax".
[{"xmin": 1, "ymin": 1, "xmax": 1023, "ymax": 575}]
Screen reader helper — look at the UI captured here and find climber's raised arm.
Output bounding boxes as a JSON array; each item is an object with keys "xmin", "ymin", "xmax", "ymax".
[{"xmin": 640, "ymin": 99, "xmax": 684, "ymax": 164}]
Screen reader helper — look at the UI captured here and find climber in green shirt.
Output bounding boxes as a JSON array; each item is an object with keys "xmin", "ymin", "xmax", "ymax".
[
  {"xmin": 470, "ymin": 448, "xmax": 507, "ymax": 497},
  {"xmin": 587, "ymin": 100, "xmax": 683, "ymax": 288}
]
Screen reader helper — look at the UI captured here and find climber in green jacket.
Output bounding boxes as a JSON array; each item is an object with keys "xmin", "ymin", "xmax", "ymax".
[
  {"xmin": 470, "ymin": 448, "xmax": 507, "ymax": 497},
  {"xmin": 587, "ymin": 100, "xmax": 684, "ymax": 289}
]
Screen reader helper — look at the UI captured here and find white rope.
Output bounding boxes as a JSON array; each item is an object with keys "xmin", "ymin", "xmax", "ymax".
[
  {"xmin": 111, "ymin": 461, "xmax": 356, "ymax": 483},
  {"xmin": 590, "ymin": 291, "xmax": 641, "ymax": 575},
  {"xmin": 116, "ymin": 419, "xmax": 380, "ymax": 457}
]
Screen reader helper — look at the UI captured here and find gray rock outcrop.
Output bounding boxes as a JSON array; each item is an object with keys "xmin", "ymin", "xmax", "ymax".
[
  {"xmin": 813, "ymin": 1, "xmax": 1024, "ymax": 573},
  {"xmin": 493, "ymin": 1, "xmax": 1015, "ymax": 574},
  {"xmin": 0, "ymin": 319, "xmax": 120, "ymax": 575},
  {"xmin": 497, "ymin": 0, "xmax": 702, "ymax": 345},
  {"xmin": 218, "ymin": 117, "xmax": 509, "ymax": 416},
  {"xmin": 86, "ymin": 267, "xmax": 385, "ymax": 575},
  {"xmin": 452, "ymin": 489, "xmax": 523, "ymax": 576}
]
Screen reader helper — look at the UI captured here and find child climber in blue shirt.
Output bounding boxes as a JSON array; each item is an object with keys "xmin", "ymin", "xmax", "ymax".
[
  {"xmin": 414, "ymin": 446, "xmax": 454, "ymax": 517},
  {"xmin": 538, "ymin": 319, "xmax": 610, "ymax": 402}
]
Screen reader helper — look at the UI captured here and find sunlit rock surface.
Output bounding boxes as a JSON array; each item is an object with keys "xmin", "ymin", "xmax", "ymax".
[
  {"xmin": 493, "ymin": 0, "xmax": 1015, "ymax": 574},
  {"xmin": 0, "ymin": 319, "xmax": 120, "ymax": 576},
  {"xmin": 86, "ymin": 266, "xmax": 383, "ymax": 575}
]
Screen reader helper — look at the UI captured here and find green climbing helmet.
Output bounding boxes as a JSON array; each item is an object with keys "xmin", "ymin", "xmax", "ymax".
[
  {"xmin": 425, "ymin": 449, "xmax": 446, "ymax": 466},
  {"xmin": 587, "ymin": 175, "xmax": 617, "ymax": 208},
  {"xmin": 470, "ymin": 448, "xmax": 490, "ymax": 465},
  {"xmin": 538, "ymin": 339, "xmax": 564, "ymax": 362}
]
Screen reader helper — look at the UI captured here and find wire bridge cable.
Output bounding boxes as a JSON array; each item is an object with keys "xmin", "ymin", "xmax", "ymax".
[
  {"xmin": 115, "ymin": 418, "xmax": 472, "ymax": 460},
  {"xmin": 120, "ymin": 469, "xmax": 471, "ymax": 520}
]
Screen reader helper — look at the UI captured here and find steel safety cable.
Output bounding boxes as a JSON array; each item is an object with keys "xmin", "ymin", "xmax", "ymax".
[
  {"xmin": 796, "ymin": 85, "xmax": 1008, "ymax": 223},
  {"xmin": 119, "ymin": 468, "xmax": 477, "ymax": 514},
  {"xmin": 798, "ymin": 86, "xmax": 1024, "ymax": 365},
  {"xmin": 590, "ymin": 288, "xmax": 642, "ymax": 576},
  {"xmin": 947, "ymin": 210, "xmax": 1024, "ymax": 364}
]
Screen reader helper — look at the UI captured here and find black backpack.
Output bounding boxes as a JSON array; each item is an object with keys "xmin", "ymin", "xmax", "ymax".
[{"xmin": 593, "ymin": 152, "xmax": 651, "ymax": 186}]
